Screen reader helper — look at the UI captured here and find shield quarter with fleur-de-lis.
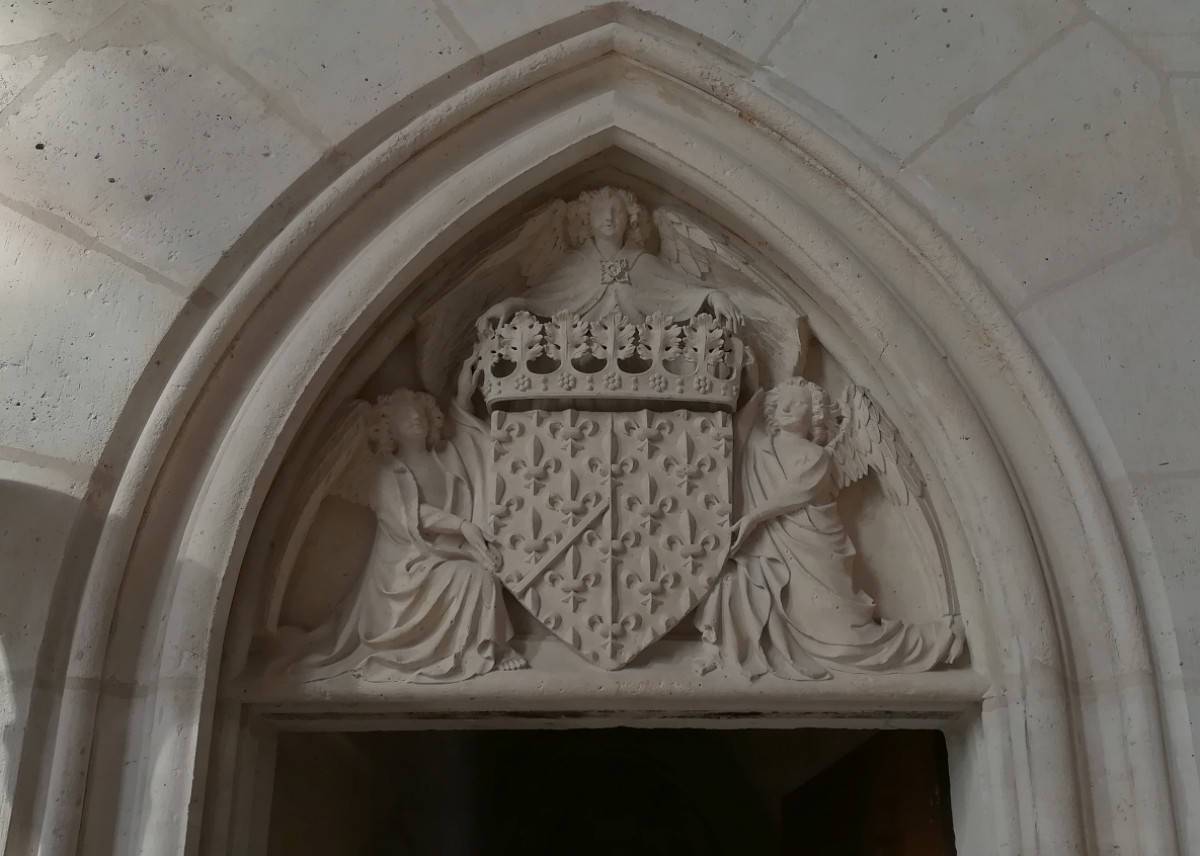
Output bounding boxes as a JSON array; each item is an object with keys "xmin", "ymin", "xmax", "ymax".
[{"xmin": 489, "ymin": 408, "xmax": 732, "ymax": 669}]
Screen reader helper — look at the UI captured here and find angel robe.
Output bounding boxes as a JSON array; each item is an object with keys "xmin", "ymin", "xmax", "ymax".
[
  {"xmin": 287, "ymin": 405, "xmax": 513, "ymax": 683},
  {"xmin": 694, "ymin": 423, "xmax": 960, "ymax": 679},
  {"xmin": 518, "ymin": 239, "xmax": 716, "ymax": 322}
]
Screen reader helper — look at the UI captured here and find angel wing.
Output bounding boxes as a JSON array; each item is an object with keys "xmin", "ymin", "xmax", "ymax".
[
  {"xmin": 655, "ymin": 207, "xmax": 756, "ymax": 279},
  {"xmin": 263, "ymin": 400, "xmax": 377, "ymax": 631},
  {"xmin": 828, "ymin": 385, "xmax": 924, "ymax": 505},
  {"xmin": 653, "ymin": 206, "xmax": 807, "ymax": 386},
  {"xmin": 416, "ymin": 200, "xmax": 570, "ymax": 395}
]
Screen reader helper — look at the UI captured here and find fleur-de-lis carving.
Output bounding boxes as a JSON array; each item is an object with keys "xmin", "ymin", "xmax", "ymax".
[
  {"xmin": 624, "ymin": 474, "xmax": 677, "ymax": 534},
  {"xmin": 509, "ymin": 532, "xmax": 560, "ymax": 564},
  {"xmin": 586, "ymin": 455, "xmax": 637, "ymax": 484},
  {"xmin": 489, "ymin": 496, "xmax": 524, "ymax": 529},
  {"xmin": 490, "ymin": 417, "xmax": 524, "ymax": 449},
  {"xmin": 622, "ymin": 550, "xmax": 680, "ymax": 614},
  {"xmin": 545, "ymin": 547, "xmax": 600, "ymax": 613},
  {"xmin": 596, "ymin": 530, "xmax": 639, "ymax": 558},
  {"xmin": 691, "ymin": 414, "xmax": 732, "ymax": 456},
  {"xmin": 511, "ymin": 456, "xmax": 561, "ymax": 493},
  {"xmin": 662, "ymin": 433, "xmax": 717, "ymax": 495},
  {"xmin": 547, "ymin": 416, "xmax": 599, "ymax": 455},
  {"xmin": 620, "ymin": 413, "xmax": 672, "ymax": 456},
  {"xmin": 548, "ymin": 470, "xmax": 603, "ymax": 526},
  {"xmin": 508, "ymin": 510, "xmax": 561, "ymax": 565},
  {"xmin": 702, "ymin": 492, "xmax": 732, "ymax": 524},
  {"xmin": 587, "ymin": 613, "xmax": 643, "ymax": 659},
  {"xmin": 661, "ymin": 510, "xmax": 720, "ymax": 572}
]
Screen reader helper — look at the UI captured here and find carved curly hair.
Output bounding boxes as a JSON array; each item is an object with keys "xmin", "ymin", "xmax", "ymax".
[
  {"xmin": 370, "ymin": 388, "xmax": 445, "ymax": 452},
  {"xmin": 567, "ymin": 186, "xmax": 655, "ymax": 248},
  {"xmin": 763, "ymin": 377, "xmax": 833, "ymax": 445}
]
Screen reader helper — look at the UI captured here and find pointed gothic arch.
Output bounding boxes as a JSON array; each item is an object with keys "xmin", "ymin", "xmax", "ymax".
[{"xmin": 30, "ymin": 15, "xmax": 1178, "ymax": 856}]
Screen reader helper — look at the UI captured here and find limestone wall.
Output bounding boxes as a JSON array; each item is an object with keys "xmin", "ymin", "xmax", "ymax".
[{"xmin": 1, "ymin": 1, "xmax": 1197, "ymax": 851}]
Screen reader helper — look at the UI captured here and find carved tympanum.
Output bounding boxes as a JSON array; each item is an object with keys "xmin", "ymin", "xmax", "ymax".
[{"xmin": 261, "ymin": 186, "xmax": 964, "ymax": 683}]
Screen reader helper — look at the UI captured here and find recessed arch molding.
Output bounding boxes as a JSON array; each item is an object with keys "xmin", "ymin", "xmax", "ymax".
[{"xmin": 24, "ymin": 14, "xmax": 1179, "ymax": 856}]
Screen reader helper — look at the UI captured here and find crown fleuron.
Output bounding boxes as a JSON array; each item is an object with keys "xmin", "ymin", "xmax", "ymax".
[{"xmin": 478, "ymin": 311, "xmax": 743, "ymax": 409}]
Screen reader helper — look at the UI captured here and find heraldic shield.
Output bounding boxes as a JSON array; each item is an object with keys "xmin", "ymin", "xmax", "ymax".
[{"xmin": 490, "ymin": 409, "xmax": 733, "ymax": 668}]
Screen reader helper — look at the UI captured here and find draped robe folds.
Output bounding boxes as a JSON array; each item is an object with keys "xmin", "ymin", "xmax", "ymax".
[
  {"xmin": 288, "ymin": 405, "xmax": 513, "ymax": 683},
  {"xmin": 694, "ymin": 422, "xmax": 960, "ymax": 680},
  {"xmin": 519, "ymin": 240, "xmax": 716, "ymax": 322}
]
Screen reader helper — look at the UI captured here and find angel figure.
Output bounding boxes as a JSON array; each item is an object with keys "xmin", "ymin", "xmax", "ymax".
[
  {"xmin": 271, "ymin": 361, "xmax": 525, "ymax": 683},
  {"xmin": 694, "ymin": 377, "xmax": 964, "ymax": 680},
  {"xmin": 418, "ymin": 186, "xmax": 808, "ymax": 396},
  {"xmin": 476, "ymin": 186, "xmax": 742, "ymax": 332}
]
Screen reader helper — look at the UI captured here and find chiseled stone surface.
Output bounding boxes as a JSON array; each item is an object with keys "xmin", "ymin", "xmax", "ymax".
[
  {"xmin": 0, "ymin": 0, "xmax": 123, "ymax": 46},
  {"xmin": 0, "ymin": 6, "xmax": 319, "ymax": 285},
  {"xmin": 0, "ymin": 459, "xmax": 88, "ymax": 844},
  {"xmin": 0, "ymin": 51, "xmax": 47, "ymax": 113},
  {"xmin": 0, "ymin": 204, "xmax": 185, "ymax": 465},
  {"xmin": 763, "ymin": 0, "xmax": 1076, "ymax": 159},
  {"xmin": 170, "ymin": 0, "xmax": 470, "ymax": 140},
  {"xmin": 1087, "ymin": 0, "xmax": 1200, "ymax": 73},
  {"xmin": 1023, "ymin": 232, "xmax": 1200, "ymax": 477},
  {"xmin": 443, "ymin": 0, "xmax": 802, "ymax": 58},
  {"xmin": 1125, "ymin": 472, "xmax": 1200, "ymax": 768},
  {"xmin": 1132, "ymin": 474, "xmax": 1200, "ymax": 657},
  {"xmin": 1172, "ymin": 78, "xmax": 1200, "ymax": 214},
  {"xmin": 911, "ymin": 22, "xmax": 1179, "ymax": 302}
]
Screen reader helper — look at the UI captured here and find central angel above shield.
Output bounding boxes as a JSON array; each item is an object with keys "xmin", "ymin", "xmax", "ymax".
[{"xmin": 264, "ymin": 187, "xmax": 963, "ymax": 683}]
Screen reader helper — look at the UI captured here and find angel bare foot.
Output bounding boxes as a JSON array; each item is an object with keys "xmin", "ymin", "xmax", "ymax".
[{"xmin": 496, "ymin": 648, "xmax": 528, "ymax": 671}]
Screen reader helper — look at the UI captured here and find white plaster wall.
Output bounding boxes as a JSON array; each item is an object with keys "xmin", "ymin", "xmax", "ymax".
[{"xmin": 0, "ymin": 0, "xmax": 1197, "ymax": 849}]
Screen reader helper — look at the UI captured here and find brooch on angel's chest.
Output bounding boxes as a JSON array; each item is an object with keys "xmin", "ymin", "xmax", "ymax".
[{"xmin": 599, "ymin": 257, "xmax": 632, "ymax": 285}]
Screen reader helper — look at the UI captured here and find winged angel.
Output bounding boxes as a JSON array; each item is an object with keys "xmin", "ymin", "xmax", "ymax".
[
  {"xmin": 695, "ymin": 380, "xmax": 965, "ymax": 680},
  {"xmin": 267, "ymin": 360, "xmax": 525, "ymax": 683},
  {"xmin": 416, "ymin": 186, "xmax": 807, "ymax": 395}
]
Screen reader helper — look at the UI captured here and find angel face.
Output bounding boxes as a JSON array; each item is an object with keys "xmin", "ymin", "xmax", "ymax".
[
  {"xmin": 394, "ymin": 406, "xmax": 429, "ymax": 441},
  {"xmin": 770, "ymin": 385, "xmax": 814, "ymax": 437},
  {"xmin": 764, "ymin": 378, "xmax": 833, "ymax": 444},
  {"xmin": 589, "ymin": 192, "xmax": 629, "ymax": 244},
  {"xmin": 377, "ymin": 389, "xmax": 445, "ymax": 449}
]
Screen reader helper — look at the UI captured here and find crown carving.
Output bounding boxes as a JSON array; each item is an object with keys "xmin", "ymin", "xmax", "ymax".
[{"xmin": 477, "ymin": 310, "xmax": 743, "ymax": 409}]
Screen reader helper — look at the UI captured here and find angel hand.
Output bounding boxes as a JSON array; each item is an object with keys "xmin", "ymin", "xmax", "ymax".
[
  {"xmin": 730, "ymin": 514, "xmax": 759, "ymax": 554},
  {"xmin": 475, "ymin": 298, "xmax": 523, "ymax": 335},
  {"xmin": 460, "ymin": 521, "xmax": 498, "ymax": 570},
  {"xmin": 455, "ymin": 352, "xmax": 482, "ymax": 408},
  {"xmin": 705, "ymin": 290, "xmax": 743, "ymax": 332}
]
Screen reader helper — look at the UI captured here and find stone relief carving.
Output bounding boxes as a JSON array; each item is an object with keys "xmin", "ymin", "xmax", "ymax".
[
  {"xmin": 695, "ymin": 380, "xmax": 964, "ymax": 680},
  {"xmin": 260, "ymin": 187, "xmax": 964, "ymax": 682},
  {"xmin": 269, "ymin": 373, "xmax": 526, "ymax": 683},
  {"xmin": 490, "ymin": 406, "xmax": 733, "ymax": 668}
]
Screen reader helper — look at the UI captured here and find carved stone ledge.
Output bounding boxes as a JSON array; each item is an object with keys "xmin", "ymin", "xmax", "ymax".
[{"xmin": 232, "ymin": 640, "xmax": 987, "ymax": 718}]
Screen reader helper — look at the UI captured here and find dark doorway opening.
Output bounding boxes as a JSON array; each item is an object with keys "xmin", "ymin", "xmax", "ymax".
[{"xmin": 266, "ymin": 727, "xmax": 956, "ymax": 855}]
